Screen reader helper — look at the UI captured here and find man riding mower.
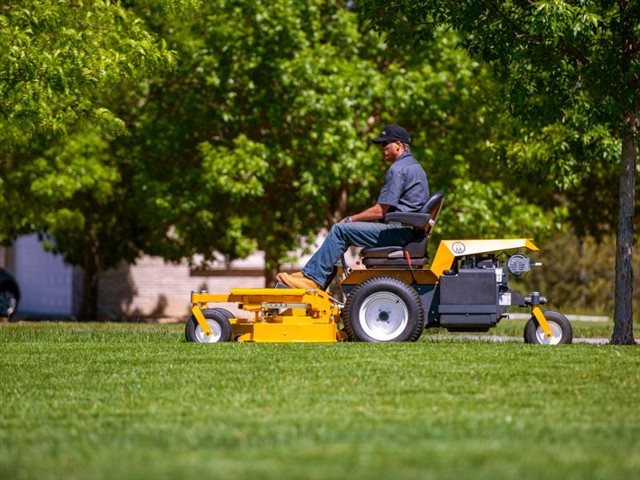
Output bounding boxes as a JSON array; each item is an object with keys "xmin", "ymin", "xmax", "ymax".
[
  {"xmin": 186, "ymin": 190, "xmax": 572, "ymax": 345},
  {"xmin": 187, "ymin": 124, "xmax": 572, "ymax": 345}
]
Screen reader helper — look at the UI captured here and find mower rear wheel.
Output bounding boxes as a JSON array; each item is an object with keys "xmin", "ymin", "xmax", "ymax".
[
  {"xmin": 185, "ymin": 308, "xmax": 232, "ymax": 343},
  {"xmin": 523, "ymin": 310, "xmax": 573, "ymax": 345},
  {"xmin": 343, "ymin": 276, "xmax": 424, "ymax": 342}
]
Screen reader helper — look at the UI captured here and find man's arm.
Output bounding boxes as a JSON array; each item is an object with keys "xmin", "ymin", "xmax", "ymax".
[{"xmin": 340, "ymin": 203, "xmax": 390, "ymax": 223}]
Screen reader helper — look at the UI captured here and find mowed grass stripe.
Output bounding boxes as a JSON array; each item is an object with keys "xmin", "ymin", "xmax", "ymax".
[{"xmin": 1, "ymin": 323, "xmax": 639, "ymax": 480}]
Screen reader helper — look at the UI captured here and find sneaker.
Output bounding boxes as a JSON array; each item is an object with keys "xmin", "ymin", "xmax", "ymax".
[{"xmin": 276, "ymin": 272, "xmax": 322, "ymax": 290}]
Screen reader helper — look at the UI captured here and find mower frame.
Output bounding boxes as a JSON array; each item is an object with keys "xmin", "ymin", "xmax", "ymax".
[{"xmin": 188, "ymin": 237, "xmax": 569, "ymax": 344}]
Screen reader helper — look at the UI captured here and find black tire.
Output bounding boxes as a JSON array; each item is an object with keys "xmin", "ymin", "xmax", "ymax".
[
  {"xmin": 209, "ymin": 308, "xmax": 235, "ymax": 321},
  {"xmin": 210, "ymin": 308, "xmax": 239, "ymax": 341},
  {"xmin": 343, "ymin": 276, "xmax": 424, "ymax": 342},
  {"xmin": 185, "ymin": 308, "xmax": 232, "ymax": 343},
  {"xmin": 523, "ymin": 310, "xmax": 573, "ymax": 345},
  {"xmin": 0, "ymin": 283, "xmax": 19, "ymax": 322}
]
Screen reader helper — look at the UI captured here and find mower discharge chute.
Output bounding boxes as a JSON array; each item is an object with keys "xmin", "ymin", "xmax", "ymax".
[{"xmin": 187, "ymin": 192, "xmax": 572, "ymax": 345}]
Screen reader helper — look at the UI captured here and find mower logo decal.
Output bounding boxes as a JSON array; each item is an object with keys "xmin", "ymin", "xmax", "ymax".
[{"xmin": 451, "ymin": 242, "xmax": 466, "ymax": 254}]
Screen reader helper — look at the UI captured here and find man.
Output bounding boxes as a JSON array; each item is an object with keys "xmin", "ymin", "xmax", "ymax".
[{"xmin": 277, "ymin": 124, "xmax": 430, "ymax": 289}]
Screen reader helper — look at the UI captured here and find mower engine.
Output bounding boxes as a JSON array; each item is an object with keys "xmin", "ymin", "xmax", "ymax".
[{"xmin": 437, "ymin": 253, "xmax": 540, "ymax": 332}]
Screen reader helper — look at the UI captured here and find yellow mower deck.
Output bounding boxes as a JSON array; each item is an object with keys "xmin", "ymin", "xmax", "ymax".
[{"xmin": 191, "ymin": 288, "xmax": 344, "ymax": 342}]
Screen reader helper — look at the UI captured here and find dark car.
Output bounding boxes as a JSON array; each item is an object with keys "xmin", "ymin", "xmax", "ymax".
[{"xmin": 0, "ymin": 269, "xmax": 20, "ymax": 321}]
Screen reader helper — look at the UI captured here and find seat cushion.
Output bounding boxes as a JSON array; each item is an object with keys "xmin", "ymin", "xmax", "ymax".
[
  {"xmin": 362, "ymin": 257, "xmax": 430, "ymax": 268},
  {"xmin": 360, "ymin": 245, "xmax": 405, "ymax": 258},
  {"xmin": 361, "ymin": 235, "xmax": 426, "ymax": 259}
]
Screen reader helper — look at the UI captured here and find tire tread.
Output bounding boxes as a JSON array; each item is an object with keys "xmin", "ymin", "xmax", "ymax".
[
  {"xmin": 343, "ymin": 276, "xmax": 424, "ymax": 342},
  {"xmin": 185, "ymin": 308, "xmax": 232, "ymax": 343},
  {"xmin": 523, "ymin": 310, "xmax": 573, "ymax": 344}
]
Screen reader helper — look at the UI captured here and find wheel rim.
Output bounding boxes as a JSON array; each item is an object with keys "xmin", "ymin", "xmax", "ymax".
[
  {"xmin": 535, "ymin": 321, "xmax": 563, "ymax": 345},
  {"xmin": 194, "ymin": 320, "xmax": 222, "ymax": 343},
  {"xmin": 358, "ymin": 291, "xmax": 409, "ymax": 341}
]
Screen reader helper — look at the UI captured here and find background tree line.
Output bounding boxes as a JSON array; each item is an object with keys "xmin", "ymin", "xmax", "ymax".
[
  {"xmin": 515, "ymin": 232, "xmax": 640, "ymax": 317},
  {"xmin": 0, "ymin": 1, "xmax": 637, "ymax": 342}
]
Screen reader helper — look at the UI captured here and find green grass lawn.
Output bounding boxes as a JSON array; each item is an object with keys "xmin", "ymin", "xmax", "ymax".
[{"xmin": 1, "ymin": 322, "xmax": 639, "ymax": 480}]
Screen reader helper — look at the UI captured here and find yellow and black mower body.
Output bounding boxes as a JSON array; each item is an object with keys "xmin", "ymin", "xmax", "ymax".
[{"xmin": 187, "ymin": 192, "xmax": 573, "ymax": 345}]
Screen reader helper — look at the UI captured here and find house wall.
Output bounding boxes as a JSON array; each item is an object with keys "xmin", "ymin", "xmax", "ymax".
[
  {"xmin": 12, "ymin": 235, "xmax": 75, "ymax": 317},
  {"xmin": 96, "ymin": 255, "xmax": 267, "ymax": 321},
  {"xmin": 8, "ymin": 232, "xmax": 355, "ymax": 321},
  {"xmin": 94, "ymin": 238, "xmax": 344, "ymax": 321}
]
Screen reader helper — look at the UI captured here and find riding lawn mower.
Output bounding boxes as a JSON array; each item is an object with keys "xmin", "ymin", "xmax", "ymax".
[{"xmin": 186, "ymin": 192, "xmax": 573, "ymax": 345}]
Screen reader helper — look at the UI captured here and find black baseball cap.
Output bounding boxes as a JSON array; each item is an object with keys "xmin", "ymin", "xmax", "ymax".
[{"xmin": 371, "ymin": 124, "xmax": 411, "ymax": 145}]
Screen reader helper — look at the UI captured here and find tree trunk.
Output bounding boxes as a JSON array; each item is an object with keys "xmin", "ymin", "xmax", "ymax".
[
  {"xmin": 329, "ymin": 186, "xmax": 348, "ymax": 224},
  {"xmin": 263, "ymin": 248, "xmax": 280, "ymax": 288},
  {"xmin": 611, "ymin": 133, "xmax": 636, "ymax": 344},
  {"xmin": 79, "ymin": 237, "xmax": 99, "ymax": 320},
  {"xmin": 577, "ymin": 239, "xmax": 586, "ymax": 307}
]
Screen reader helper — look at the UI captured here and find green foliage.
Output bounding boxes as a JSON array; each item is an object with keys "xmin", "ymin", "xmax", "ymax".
[
  {"xmin": 513, "ymin": 232, "xmax": 640, "ymax": 317},
  {"xmin": 435, "ymin": 157, "xmax": 565, "ymax": 241},
  {"xmin": 1, "ymin": 324, "xmax": 640, "ymax": 479},
  {"xmin": 0, "ymin": 0, "xmax": 175, "ymax": 147},
  {"xmin": 360, "ymin": 0, "xmax": 639, "ymax": 235},
  {"xmin": 137, "ymin": 2, "xmax": 560, "ymax": 273},
  {"xmin": 0, "ymin": 0, "xmax": 180, "ymax": 258},
  {"xmin": 0, "ymin": 1, "xmax": 566, "ymax": 306},
  {"xmin": 200, "ymin": 135, "xmax": 271, "ymax": 198}
]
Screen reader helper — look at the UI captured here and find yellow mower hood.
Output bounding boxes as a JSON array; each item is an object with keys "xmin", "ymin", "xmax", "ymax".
[{"xmin": 431, "ymin": 238, "xmax": 539, "ymax": 277}]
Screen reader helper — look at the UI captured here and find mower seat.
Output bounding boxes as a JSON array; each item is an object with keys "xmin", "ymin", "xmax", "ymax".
[{"xmin": 361, "ymin": 191, "xmax": 445, "ymax": 268}]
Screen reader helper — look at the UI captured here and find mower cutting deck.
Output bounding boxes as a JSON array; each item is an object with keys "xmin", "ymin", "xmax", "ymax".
[
  {"xmin": 186, "ymin": 193, "xmax": 573, "ymax": 345},
  {"xmin": 188, "ymin": 288, "xmax": 343, "ymax": 343}
]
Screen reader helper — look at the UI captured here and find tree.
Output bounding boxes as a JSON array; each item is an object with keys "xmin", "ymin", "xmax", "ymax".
[
  {"xmin": 361, "ymin": 0, "xmax": 638, "ymax": 344},
  {"xmin": 1, "ymin": 0, "xmax": 560, "ymax": 320},
  {"xmin": 140, "ymin": 1, "xmax": 558, "ymax": 284},
  {"xmin": 0, "ymin": 1, "xmax": 188, "ymax": 318}
]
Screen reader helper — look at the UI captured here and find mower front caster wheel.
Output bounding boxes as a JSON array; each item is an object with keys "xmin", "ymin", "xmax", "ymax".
[
  {"xmin": 343, "ymin": 276, "xmax": 425, "ymax": 342},
  {"xmin": 185, "ymin": 308, "xmax": 232, "ymax": 343},
  {"xmin": 523, "ymin": 310, "xmax": 573, "ymax": 345}
]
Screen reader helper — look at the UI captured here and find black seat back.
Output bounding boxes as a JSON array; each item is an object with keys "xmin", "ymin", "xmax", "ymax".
[
  {"xmin": 361, "ymin": 191, "xmax": 445, "ymax": 268},
  {"xmin": 422, "ymin": 191, "xmax": 445, "ymax": 248}
]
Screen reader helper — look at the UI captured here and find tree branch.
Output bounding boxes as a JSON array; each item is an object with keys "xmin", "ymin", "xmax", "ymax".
[{"xmin": 481, "ymin": 0, "xmax": 590, "ymax": 65}]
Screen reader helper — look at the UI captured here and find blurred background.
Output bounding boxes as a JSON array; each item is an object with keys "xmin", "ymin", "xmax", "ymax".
[{"xmin": 1, "ymin": 1, "xmax": 637, "ymax": 322}]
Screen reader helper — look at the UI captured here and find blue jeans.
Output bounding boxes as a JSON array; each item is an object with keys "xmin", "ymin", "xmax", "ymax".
[{"xmin": 302, "ymin": 222, "xmax": 416, "ymax": 287}]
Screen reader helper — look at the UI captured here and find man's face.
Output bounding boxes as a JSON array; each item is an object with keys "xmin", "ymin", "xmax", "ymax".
[{"xmin": 380, "ymin": 140, "xmax": 403, "ymax": 162}]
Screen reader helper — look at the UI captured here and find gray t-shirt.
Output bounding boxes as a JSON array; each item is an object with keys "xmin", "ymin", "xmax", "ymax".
[{"xmin": 377, "ymin": 152, "xmax": 429, "ymax": 213}]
